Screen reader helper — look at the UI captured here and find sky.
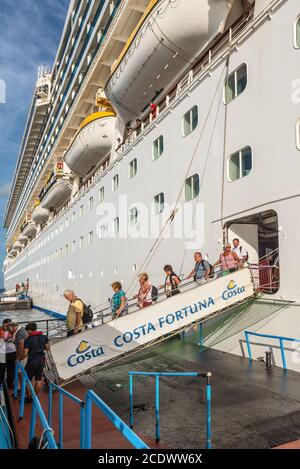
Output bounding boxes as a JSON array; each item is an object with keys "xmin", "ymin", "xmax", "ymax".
[{"xmin": 0, "ymin": 0, "xmax": 70, "ymax": 287}]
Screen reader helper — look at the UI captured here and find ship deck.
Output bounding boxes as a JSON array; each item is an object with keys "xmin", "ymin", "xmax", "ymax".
[{"xmin": 8, "ymin": 335, "xmax": 300, "ymax": 449}]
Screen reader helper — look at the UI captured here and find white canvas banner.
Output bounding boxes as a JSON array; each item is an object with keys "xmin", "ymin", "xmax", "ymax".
[{"xmin": 51, "ymin": 268, "xmax": 254, "ymax": 380}]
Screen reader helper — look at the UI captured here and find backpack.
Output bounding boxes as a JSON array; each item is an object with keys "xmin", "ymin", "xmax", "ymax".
[
  {"xmin": 240, "ymin": 246, "xmax": 249, "ymax": 262},
  {"xmin": 151, "ymin": 285, "xmax": 159, "ymax": 302},
  {"xmin": 194, "ymin": 260, "xmax": 214, "ymax": 281},
  {"xmin": 79, "ymin": 299, "xmax": 94, "ymax": 325}
]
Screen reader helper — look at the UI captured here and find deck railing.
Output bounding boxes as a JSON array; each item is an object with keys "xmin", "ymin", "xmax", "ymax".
[
  {"xmin": 13, "ymin": 363, "xmax": 57, "ymax": 449},
  {"xmin": 128, "ymin": 371, "xmax": 212, "ymax": 449},
  {"xmin": 14, "ymin": 365, "xmax": 148, "ymax": 449},
  {"xmin": 245, "ymin": 331, "xmax": 300, "ymax": 370}
]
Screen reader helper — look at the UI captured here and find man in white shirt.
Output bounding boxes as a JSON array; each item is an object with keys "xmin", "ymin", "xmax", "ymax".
[{"xmin": 232, "ymin": 238, "xmax": 248, "ymax": 263}]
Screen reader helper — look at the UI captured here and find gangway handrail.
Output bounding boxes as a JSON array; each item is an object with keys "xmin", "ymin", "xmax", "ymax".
[
  {"xmin": 245, "ymin": 331, "xmax": 300, "ymax": 370},
  {"xmin": 128, "ymin": 371, "xmax": 212, "ymax": 449},
  {"xmin": 48, "ymin": 382, "xmax": 85, "ymax": 449},
  {"xmin": 55, "ymin": 265, "xmax": 256, "ymax": 339},
  {"xmin": 84, "ymin": 389, "xmax": 149, "ymax": 449},
  {"xmin": 13, "ymin": 363, "xmax": 57, "ymax": 449}
]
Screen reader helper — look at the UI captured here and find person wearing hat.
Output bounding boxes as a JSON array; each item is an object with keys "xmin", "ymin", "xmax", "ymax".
[{"xmin": 214, "ymin": 244, "xmax": 240, "ymax": 276}]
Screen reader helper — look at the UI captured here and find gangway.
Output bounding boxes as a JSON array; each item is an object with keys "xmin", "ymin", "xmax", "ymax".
[{"xmin": 49, "ymin": 268, "xmax": 256, "ymax": 382}]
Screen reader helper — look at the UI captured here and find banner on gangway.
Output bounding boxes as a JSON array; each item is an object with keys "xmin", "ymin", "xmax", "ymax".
[{"xmin": 51, "ymin": 268, "xmax": 254, "ymax": 380}]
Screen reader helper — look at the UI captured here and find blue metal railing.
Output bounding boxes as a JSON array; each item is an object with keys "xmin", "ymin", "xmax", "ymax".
[
  {"xmin": 48, "ymin": 382, "xmax": 85, "ymax": 449},
  {"xmin": 245, "ymin": 331, "xmax": 300, "ymax": 370},
  {"xmin": 128, "ymin": 371, "xmax": 212, "ymax": 449},
  {"xmin": 13, "ymin": 366, "xmax": 148, "ymax": 449},
  {"xmin": 84, "ymin": 390, "xmax": 149, "ymax": 449},
  {"xmin": 13, "ymin": 363, "xmax": 57, "ymax": 449}
]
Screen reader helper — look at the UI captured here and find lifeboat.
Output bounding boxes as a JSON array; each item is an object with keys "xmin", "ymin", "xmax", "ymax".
[
  {"xmin": 31, "ymin": 202, "xmax": 49, "ymax": 225},
  {"xmin": 41, "ymin": 177, "xmax": 72, "ymax": 211},
  {"xmin": 64, "ymin": 111, "xmax": 116, "ymax": 177},
  {"xmin": 105, "ymin": 0, "xmax": 240, "ymax": 122},
  {"xmin": 18, "ymin": 233, "xmax": 29, "ymax": 244},
  {"xmin": 22, "ymin": 221, "xmax": 37, "ymax": 238},
  {"xmin": 13, "ymin": 241, "xmax": 23, "ymax": 251}
]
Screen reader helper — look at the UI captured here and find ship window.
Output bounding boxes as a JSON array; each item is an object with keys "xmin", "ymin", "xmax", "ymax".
[
  {"xmin": 114, "ymin": 217, "xmax": 119, "ymax": 234},
  {"xmin": 182, "ymin": 106, "xmax": 198, "ymax": 136},
  {"xmin": 80, "ymin": 204, "xmax": 84, "ymax": 217},
  {"xmin": 88, "ymin": 231, "xmax": 93, "ymax": 245},
  {"xmin": 184, "ymin": 174, "xmax": 200, "ymax": 201},
  {"xmin": 89, "ymin": 197, "xmax": 94, "ymax": 210},
  {"xmin": 99, "ymin": 186, "xmax": 104, "ymax": 202},
  {"xmin": 228, "ymin": 146, "xmax": 252, "ymax": 181},
  {"xmin": 152, "ymin": 136, "xmax": 164, "ymax": 160},
  {"xmin": 296, "ymin": 121, "xmax": 300, "ymax": 150},
  {"xmin": 129, "ymin": 158, "xmax": 137, "ymax": 178},
  {"xmin": 295, "ymin": 16, "xmax": 300, "ymax": 48},
  {"xmin": 225, "ymin": 64, "xmax": 247, "ymax": 104},
  {"xmin": 153, "ymin": 193, "xmax": 165, "ymax": 214},
  {"xmin": 112, "ymin": 174, "xmax": 119, "ymax": 192},
  {"xmin": 129, "ymin": 207, "xmax": 138, "ymax": 226},
  {"xmin": 80, "ymin": 236, "xmax": 84, "ymax": 248}
]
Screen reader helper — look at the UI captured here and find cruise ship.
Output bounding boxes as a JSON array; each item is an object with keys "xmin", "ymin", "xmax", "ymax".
[
  {"xmin": 2, "ymin": 0, "xmax": 300, "ymax": 451},
  {"xmin": 3, "ymin": 0, "xmax": 300, "ymax": 370}
]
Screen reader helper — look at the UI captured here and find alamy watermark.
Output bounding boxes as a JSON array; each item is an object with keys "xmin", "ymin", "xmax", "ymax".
[
  {"xmin": 0, "ymin": 79, "xmax": 6, "ymax": 104},
  {"xmin": 94, "ymin": 196, "xmax": 205, "ymax": 250}
]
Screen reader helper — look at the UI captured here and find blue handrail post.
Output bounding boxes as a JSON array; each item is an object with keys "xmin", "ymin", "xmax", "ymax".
[
  {"xmin": 199, "ymin": 322, "xmax": 203, "ymax": 349},
  {"xmin": 48, "ymin": 384, "xmax": 53, "ymax": 425},
  {"xmin": 85, "ymin": 394, "xmax": 93, "ymax": 449},
  {"xmin": 129, "ymin": 374, "xmax": 134, "ymax": 429},
  {"xmin": 206, "ymin": 373, "xmax": 212, "ymax": 449},
  {"xmin": 19, "ymin": 371, "xmax": 27, "ymax": 420},
  {"xmin": 13, "ymin": 364, "xmax": 19, "ymax": 400},
  {"xmin": 80, "ymin": 403, "xmax": 85, "ymax": 449},
  {"xmin": 29, "ymin": 403, "xmax": 37, "ymax": 442},
  {"xmin": 279, "ymin": 338, "xmax": 287, "ymax": 370},
  {"xmin": 245, "ymin": 332, "xmax": 252, "ymax": 362},
  {"xmin": 58, "ymin": 391, "xmax": 64, "ymax": 448},
  {"xmin": 155, "ymin": 375, "xmax": 160, "ymax": 443}
]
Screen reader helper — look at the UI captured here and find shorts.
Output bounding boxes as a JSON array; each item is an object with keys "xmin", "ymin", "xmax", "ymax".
[{"xmin": 25, "ymin": 360, "xmax": 45, "ymax": 381}]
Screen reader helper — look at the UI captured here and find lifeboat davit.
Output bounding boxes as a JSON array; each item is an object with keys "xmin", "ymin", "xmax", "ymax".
[
  {"xmin": 64, "ymin": 111, "xmax": 116, "ymax": 177},
  {"xmin": 41, "ymin": 178, "xmax": 72, "ymax": 211},
  {"xmin": 106, "ymin": 0, "xmax": 238, "ymax": 122},
  {"xmin": 31, "ymin": 203, "xmax": 49, "ymax": 225},
  {"xmin": 22, "ymin": 221, "xmax": 37, "ymax": 238}
]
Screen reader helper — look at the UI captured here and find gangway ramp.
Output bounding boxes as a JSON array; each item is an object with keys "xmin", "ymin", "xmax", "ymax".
[{"xmin": 50, "ymin": 268, "xmax": 255, "ymax": 382}]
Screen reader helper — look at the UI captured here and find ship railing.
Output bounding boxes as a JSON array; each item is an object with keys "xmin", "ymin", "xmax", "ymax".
[
  {"xmin": 244, "ymin": 331, "xmax": 300, "ymax": 370},
  {"xmin": 48, "ymin": 382, "xmax": 85, "ymax": 449},
  {"xmin": 13, "ymin": 365, "xmax": 148, "ymax": 449},
  {"xmin": 17, "ymin": 318, "xmax": 66, "ymax": 340},
  {"xmin": 13, "ymin": 363, "xmax": 57, "ymax": 449},
  {"xmin": 128, "ymin": 371, "xmax": 212, "ymax": 449},
  {"xmin": 84, "ymin": 389, "xmax": 149, "ymax": 449}
]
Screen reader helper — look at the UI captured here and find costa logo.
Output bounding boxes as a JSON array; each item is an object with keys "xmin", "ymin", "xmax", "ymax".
[{"xmin": 67, "ymin": 340, "xmax": 104, "ymax": 368}]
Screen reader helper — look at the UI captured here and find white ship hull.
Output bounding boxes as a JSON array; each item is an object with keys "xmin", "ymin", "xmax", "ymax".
[{"xmin": 3, "ymin": 0, "xmax": 300, "ymax": 372}]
